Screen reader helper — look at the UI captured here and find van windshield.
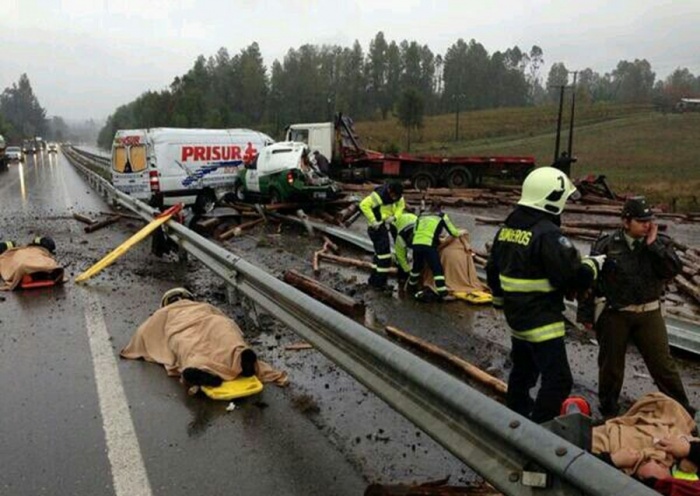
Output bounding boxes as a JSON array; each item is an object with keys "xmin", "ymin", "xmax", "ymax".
[{"xmin": 112, "ymin": 145, "xmax": 147, "ymax": 173}]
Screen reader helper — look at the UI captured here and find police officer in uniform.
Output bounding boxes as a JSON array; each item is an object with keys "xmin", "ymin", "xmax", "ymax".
[
  {"xmin": 578, "ymin": 196, "xmax": 692, "ymax": 417},
  {"xmin": 359, "ymin": 182, "xmax": 405, "ymax": 290},
  {"xmin": 487, "ymin": 166, "xmax": 604, "ymax": 423},
  {"xmin": 408, "ymin": 200, "xmax": 461, "ymax": 301}
]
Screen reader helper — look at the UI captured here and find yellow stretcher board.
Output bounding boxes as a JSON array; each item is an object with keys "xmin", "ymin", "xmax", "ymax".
[
  {"xmin": 453, "ymin": 290, "xmax": 493, "ymax": 305},
  {"xmin": 75, "ymin": 204, "xmax": 183, "ymax": 283},
  {"xmin": 201, "ymin": 375, "xmax": 264, "ymax": 401}
]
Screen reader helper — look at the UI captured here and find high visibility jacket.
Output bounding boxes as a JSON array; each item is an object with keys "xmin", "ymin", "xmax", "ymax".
[
  {"xmin": 392, "ymin": 213, "xmax": 417, "ymax": 273},
  {"xmin": 412, "ymin": 211, "xmax": 460, "ymax": 247},
  {"xmin": 359, "ymin": 185, "xmax": 405, "ymax": 224},
  {"xmin": 486, "ymin": 206, "xmax": 597, "ymax": 343}
]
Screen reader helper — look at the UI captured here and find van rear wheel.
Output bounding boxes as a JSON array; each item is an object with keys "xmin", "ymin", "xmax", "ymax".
[{"xmin": 193, "ymin": 188, "xmax": 216, "ymax": 215}]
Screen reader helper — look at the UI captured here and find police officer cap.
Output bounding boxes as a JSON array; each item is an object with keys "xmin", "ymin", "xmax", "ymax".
[{"xmin": 621, "ymin": 196, "xmax": 654, "ymax": 221}]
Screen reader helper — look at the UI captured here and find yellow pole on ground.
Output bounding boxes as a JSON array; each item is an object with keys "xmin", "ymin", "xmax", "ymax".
[{"xmin": 75, "ymin": 204, "xmax": 183, "ymax": 284}]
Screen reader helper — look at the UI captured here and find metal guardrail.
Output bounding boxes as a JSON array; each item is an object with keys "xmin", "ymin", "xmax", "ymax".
[{"xmin": 62, "ymin": 148, "xmax": 658, "ymax": 495}]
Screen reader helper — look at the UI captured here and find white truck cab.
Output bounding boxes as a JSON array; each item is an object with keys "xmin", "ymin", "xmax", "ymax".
[
  {"xmin": 285, "ymin": 123, "xmax": 334, "ymax": 161},
  {"xmin": 111, "ymin": 128, "xmax": 274, "ymax": 208}
]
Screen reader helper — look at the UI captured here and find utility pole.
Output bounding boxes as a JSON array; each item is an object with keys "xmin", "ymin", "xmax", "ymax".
[
  {"xmin": 567, "ymin": 71, "xmax": 578, "ymax": 159},
  {"xmin": 553, "ymin": 85, "xmax": 566, "ymax": 162}
]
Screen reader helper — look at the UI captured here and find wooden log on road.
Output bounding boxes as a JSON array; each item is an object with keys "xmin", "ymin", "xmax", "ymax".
[
  {"xmin": 675, "ymin": 275, "xmax": 700, "ymax": 305},
  {"xmin": 84, "ymin": 215, "xmax": 121, "ymax": 233},
  {"xmin": 335, "ymin": 203, "xmax": 359, "ymax": 224},
  {"xmin": 365, "ymin": 481, "xmax": 502, "ymax": 495},
  {"xmin": 283, "ymin": 269, "xmax": 365, "ymax": 319},
  {"xmin": 317, "ymin": 252, "xmax": 399, "ymax": 275},
  {"xmin": 99, "ymin": 210, "xmax": 145, "ymax": 222},
  {"xmin": 73, "ymin": 213, "xmax": 96, "ymax": 225},
  {"xmin": 385, "ymin": 325, "xmax": 507, "ymax": 396},
  {"xmin": 217, "ymin": 217, "xmax": 264, "ymax": 240}
]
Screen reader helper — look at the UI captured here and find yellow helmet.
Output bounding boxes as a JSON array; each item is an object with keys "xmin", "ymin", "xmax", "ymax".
[
  {"xmin": 517, "ymin": 166, "xmax": 578, "ymax": 215},
  {"xmin": 161, "ymin": 287, "xmax": 195, "ymax": 307}
]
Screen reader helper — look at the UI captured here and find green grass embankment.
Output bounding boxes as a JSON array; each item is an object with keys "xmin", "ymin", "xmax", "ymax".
[{"xmin": 355, "ymin": 104, "xmax": 700, "ymax": 211}]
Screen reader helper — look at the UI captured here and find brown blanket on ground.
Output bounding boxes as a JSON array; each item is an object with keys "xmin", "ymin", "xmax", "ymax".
[
  {"xmin": 120, "ymin": 300, "xmax": 288, "ymax": 386},
  {"xmin": 421, "ymin": 233, "xmax": 488, "ymax": 293},
  {"xmin": 592, "ymin": 392, "xmax": 696, "ymax": 475},
  {"xmin": 0, "ymin": 246, "xmax": 64, "ymax": 290}
]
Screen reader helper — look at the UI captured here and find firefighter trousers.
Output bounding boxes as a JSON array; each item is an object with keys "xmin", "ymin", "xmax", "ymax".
[
  {"xmin": 507, "ymin": 336, "xmax": 573, "ymax": 424},
  {"xmin": 409, "ymin": 245, "xmax": 447, "ymax": 296},
  {"xmin": 367, "ymin": 225, "xmax": 392, "ymax": 288}
]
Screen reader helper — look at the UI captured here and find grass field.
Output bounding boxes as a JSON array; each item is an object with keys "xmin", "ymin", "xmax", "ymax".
[{"xmin": 354, "ymin": 104, "xmax": 700, "ymax": 211}]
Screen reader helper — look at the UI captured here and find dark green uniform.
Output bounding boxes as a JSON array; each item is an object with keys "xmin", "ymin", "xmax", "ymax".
[{"xmin": 579, "ymin": 228, "xmax": 690, "ymax": 416}]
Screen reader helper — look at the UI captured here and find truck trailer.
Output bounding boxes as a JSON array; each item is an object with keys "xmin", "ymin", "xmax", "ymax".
[{"xmin": 285, "ymin": 114, "xmax": 536, "ymax": 190}]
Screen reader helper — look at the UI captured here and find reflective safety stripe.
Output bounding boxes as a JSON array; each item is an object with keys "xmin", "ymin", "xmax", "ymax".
[
  {"xmin": 376, "ymin": 253, "xmax": 392, "ymax": 260},
  {"xmin": 492, "ymin": 296, "xmax": 504, "ymax": 307},
  {"xmin": 581, "ymin": 258, "xmax": 598, "ymax": 279},
  {"xmin": 499, "ymin": 275, "xmax": 555, "ymax": 293},
  {"xmin": 434, "ymin": 275, "xmax": 445, "ymax": 281},
  {"xmin": 672, "ymin": 465, "xmax": 699, "ymax": 481},
  {"xmin": 375, "ymin": 266, "xmax": 392, "ymax": 273},
  {"xmin": 511, "ymin": 321, "xmax": 565, "ymax": 342}
]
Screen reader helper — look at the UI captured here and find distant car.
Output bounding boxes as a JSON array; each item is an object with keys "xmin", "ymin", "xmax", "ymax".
[
  {"xmin": 6, "ymin": 146, "xmax": 23, "ymax": 162},
  {"xmin": 48, "ymin": 143, "xmax": 58, "ymax": 153}
]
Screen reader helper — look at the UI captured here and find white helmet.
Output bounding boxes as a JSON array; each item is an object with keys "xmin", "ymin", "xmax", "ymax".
[
  {"xmin": 517, "ymin": 166, "xmax": 578, "ymax": 215},
  {"xmin": 161, "ymin": 287, "xmax": 195, "ymax": 307}
]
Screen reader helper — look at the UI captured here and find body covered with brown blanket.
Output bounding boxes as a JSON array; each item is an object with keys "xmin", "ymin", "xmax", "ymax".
[
  {"xmin": 0, "ymin": 246, "xmax": 64, "ymax": 290},
  {"xmin": 421, "ymin": 233, "xmax": 488, "ymax": 293},
  {"xmin": 121, "ymin": 300, "xmax": 288, "ymax": 386},
  {"xmin": 592, "ymin": 392, "xmax": 696, "ymax": 474}
]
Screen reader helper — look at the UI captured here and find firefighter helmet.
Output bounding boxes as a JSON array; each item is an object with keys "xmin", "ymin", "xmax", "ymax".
[
  {"xmin": 0, "ymin": 240, "xmax": 16, "ymax": 254},
  {"xmin": 161, "ymin": 287, "xmax": 195, "ymax": 307},
  {"xmin": 30, "ymin": 236, "xmax": 56, "ymax": 254},
  {"xmin": 518, "ymin": 166, "xmax": 578, "ymax": 215}
]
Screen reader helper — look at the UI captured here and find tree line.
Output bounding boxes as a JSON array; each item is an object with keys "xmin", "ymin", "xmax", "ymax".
[
  {"xmin": 0, "ymin": 73, "xmax": 100, "ymax": 145},
  {"xmin": 96, "ymin": 32, "xmax": 700, "ymax": 149}
]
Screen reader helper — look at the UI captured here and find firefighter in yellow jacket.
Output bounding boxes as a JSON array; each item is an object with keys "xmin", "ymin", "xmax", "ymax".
[
  {"xmin": 486, "ymin": 167, "xmax": 604, "ymax": 423},
  {"xmin": 408, "ymin": 200, "xmax": 462, "ymax": 301},
  {"xmin": 359, "ymin": 182, "xmax": 404, "ymax": 289}
]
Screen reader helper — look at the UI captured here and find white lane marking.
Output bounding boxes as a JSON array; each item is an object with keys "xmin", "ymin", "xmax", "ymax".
[{"xmin": 59, "ymin": 162, "xmax": 153, "ymax": 495}]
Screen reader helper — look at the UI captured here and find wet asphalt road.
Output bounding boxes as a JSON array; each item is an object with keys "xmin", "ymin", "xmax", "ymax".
[
  {"xmin": 3, "ymin": 151, "xmax": 700, "ymax": 495},
  {"xmin": 0, "ymin": 153, "xmax": 373, "ymax": 495}
]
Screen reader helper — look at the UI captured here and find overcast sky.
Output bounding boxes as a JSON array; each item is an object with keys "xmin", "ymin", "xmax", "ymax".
[{"xmin": 1, "ymin": 0, "xmax": 698, "ymax": 121}]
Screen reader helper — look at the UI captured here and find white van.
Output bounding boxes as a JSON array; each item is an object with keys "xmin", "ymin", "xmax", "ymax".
[{"xmin": 111, "ymin": 128, "xmax": 274, "ymax": 208}]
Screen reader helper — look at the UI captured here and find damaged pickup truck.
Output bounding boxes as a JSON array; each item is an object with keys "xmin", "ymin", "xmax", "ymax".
[{"xmin": 233, "ymin": 141, "xmax": 341, "ymax": 204}]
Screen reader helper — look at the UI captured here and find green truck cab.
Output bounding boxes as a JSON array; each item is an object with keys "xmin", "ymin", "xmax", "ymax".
[{"xmin": 234, "ymin": 141, "xmax": 340, "ymax": 204}]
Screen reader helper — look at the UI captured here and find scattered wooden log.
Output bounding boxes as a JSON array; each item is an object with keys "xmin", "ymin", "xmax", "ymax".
[
  {"xmin": 195, "ymin": 217, "xmax": 221, "ymax": 231},
  {"xmin": 99, "ymin": 210, "xmax": 145, "ymax": 222},
  {"xmin": 312, "ymin": 249, "xmax": 323, "ymax": 275},
  {"xmin": 283, "ymin": 269, "xmax": 365, "ymax": 319},
  {"xmin": 335, "ymin": 203, "xmax": 359, "ymax": 224},
  {"xmin": 323, "ymin": 236, "xmax": 340, "ymax": 254},
  {"xmin": 217, "ymin": 217, "xmax": 264, "ymax": 241},
  {"xmin": 365, "ymin": 481, "xmax": 502, "ymax": 495},
  {"xmin": 84, "ymin": 215, "xmax": 121, "ymax": 233},
  {"xmin": 317, "ymin": 252, "xmax": 399, "ymax": 275},
  {"xmin": 344, "ymin": 210, "xmax": 362, "ymax": 227},
  {"xmin": 73, "ymin": 213, "xmax": 96, "ymax": 225},
  {"xmin": 675, "ymin": 275, "xmax": 700, "ymax": 305},
  {"xmin": 285, "ymin": 342, "xmax": 313, "ymax": 351},
  {"xmin": 384, "ymin": 325, "xmax": 507, "ymax": 396}
]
